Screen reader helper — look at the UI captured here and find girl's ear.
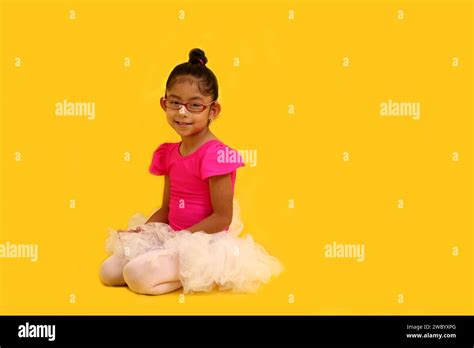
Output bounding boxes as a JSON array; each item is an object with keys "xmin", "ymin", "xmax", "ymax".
[
  {"xmin": 160, "ymin": 97, "xmax": 167, "ymax": 112},
  {"xmin": 209, "ymin": 102, "xmax": 221, "ymax": 120}
]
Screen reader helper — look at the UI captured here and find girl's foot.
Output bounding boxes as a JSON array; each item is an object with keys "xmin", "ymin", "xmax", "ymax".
[{"xmin": 118, "ymin": 226, "xmax": 144, "ymax": 233}]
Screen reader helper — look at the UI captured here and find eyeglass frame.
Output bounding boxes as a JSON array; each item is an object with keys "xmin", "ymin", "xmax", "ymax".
[{"xmin": 161, "ymin": 97, "xmax": 217, "ymax": 113}]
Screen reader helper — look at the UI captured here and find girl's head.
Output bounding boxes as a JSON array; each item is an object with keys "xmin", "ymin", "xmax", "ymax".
[{"xmin": 160, "ymin": 48, "xmax": 221, "ymax": 137}]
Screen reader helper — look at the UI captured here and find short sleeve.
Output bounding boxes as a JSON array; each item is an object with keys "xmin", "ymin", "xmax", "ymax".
[
  {"xmin": 149, "ymin": 143, "xmax": 171, "ymax": 176},
  {"xmin": 200, "ymin": 142, "xmax": 245, "ymax": 180}
]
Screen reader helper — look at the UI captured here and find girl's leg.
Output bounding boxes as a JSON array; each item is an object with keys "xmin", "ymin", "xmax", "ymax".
[
  {"xmin": 99, "ymin": 254, "xmax": 128, "ymax": 286},
  {"xmin": 123, "ymin": 249, "xmax": 182, "ymax": 295}
]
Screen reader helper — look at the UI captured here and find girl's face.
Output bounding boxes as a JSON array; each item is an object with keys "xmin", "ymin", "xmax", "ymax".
[{"xmin": 160, "ymin": 76, "xmax": 220, "ymax": 138}]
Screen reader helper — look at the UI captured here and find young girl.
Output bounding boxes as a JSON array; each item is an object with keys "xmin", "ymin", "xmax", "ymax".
[{"xmin": 99, "ymin": 48, "xmax": 283, "ymax": 295}]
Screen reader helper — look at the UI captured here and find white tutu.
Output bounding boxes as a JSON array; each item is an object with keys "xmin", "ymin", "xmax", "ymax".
[{"xmin": 105, "ymin": 200, "xmax": 284, "ymax": 293}]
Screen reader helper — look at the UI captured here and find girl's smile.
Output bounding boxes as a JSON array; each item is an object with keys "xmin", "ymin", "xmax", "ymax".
[{"xmin": 174, "ymin": 120, "xmax": 193, "ymax": 126}]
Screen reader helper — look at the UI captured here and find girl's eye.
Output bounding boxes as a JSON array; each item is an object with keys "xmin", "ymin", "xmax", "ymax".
[
  {"xmin": 169, "ymin": 101, "xmax": 180, "ymax": 106},
  {"xmin": 190, "ymin": 103, "xmax": 201, "ymax": 108}
]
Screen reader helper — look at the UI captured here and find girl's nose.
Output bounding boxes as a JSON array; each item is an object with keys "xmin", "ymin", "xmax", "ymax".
[{"xmin": 179, "ymin": 106, "xmax": 186, "ymax": 115}]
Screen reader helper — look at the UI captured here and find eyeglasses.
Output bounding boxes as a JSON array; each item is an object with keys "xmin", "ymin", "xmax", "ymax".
[{"xmin": 162, "ymin": 98, "xmax": 216, "ymax": 113}]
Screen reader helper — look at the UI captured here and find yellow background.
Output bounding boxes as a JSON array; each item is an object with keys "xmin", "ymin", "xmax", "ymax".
[{"xmin": 0, "ymin": 0, "xmax": 472, "ymax": 315}]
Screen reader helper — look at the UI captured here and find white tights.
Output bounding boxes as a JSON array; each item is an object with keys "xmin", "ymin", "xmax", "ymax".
[{"xmin": 99, "ymin": 249, "xmax": 183, "ymax": 295}]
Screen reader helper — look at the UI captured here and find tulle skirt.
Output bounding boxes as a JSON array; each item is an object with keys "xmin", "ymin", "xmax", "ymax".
[{"xmin": 105, "ymin": 200, "xmax": 284, "ymax": 293}]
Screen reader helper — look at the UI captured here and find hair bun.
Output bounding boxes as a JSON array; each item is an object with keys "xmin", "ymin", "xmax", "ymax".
[{"xmin": 189, "ymin": 48, "xmax": 208, "ymax": 66}]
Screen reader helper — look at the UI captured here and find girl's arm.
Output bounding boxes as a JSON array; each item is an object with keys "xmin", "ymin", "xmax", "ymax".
[
  {"xmin": 186, "ymin": 173, "xmax": 233, "ymax": 234},
  {"xmin": 145, "ymin": 175, "xmax": 170, "ymax": 224}
]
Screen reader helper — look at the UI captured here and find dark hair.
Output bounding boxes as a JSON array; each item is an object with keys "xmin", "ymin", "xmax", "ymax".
[{"xmin": 165, "ymin": 48, "xmax": 219, "ymax": 101}]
